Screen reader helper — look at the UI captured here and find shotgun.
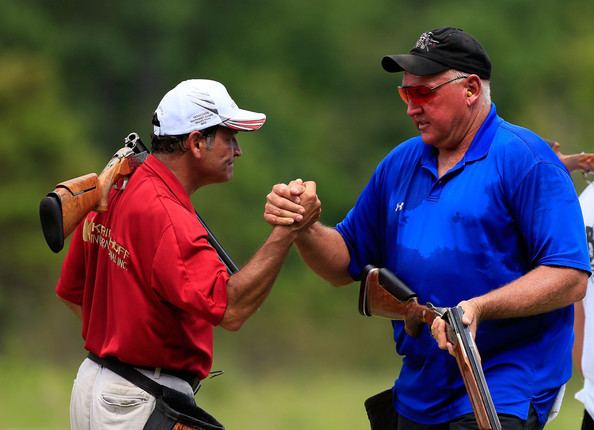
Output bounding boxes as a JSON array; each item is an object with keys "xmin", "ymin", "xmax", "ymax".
[
  {"xmin": 39, "ymin": 133, "xmax": 238, "ymax": 275},
  {"xmin": 39, "ymin": 132, "xmax": 149, "ymax": 253},
  {"xmin": 359, "ymin": 265, "xmax": 501, "ymax": 430}
]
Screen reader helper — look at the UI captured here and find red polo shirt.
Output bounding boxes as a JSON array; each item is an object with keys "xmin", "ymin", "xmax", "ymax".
[{"xmin": 56, "ymin": 155, "xmax": 229, "ymax": 378}]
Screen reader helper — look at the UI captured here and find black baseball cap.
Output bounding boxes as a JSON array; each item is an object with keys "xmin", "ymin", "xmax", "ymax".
[{"xmin": 382, "ymin": 27, "xmax": 492, "ymax": 79}]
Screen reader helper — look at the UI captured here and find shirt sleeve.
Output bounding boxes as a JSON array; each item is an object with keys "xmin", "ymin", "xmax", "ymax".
[{"xmin": 509, "ymin": 160, "xmax": 591, "ymax": 273}]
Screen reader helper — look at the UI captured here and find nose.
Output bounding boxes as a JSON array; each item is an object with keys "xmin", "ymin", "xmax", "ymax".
[
  {"xmin": 406, "ymin": 100, "xmax": 423, "ymax": 117},
  {"xmin": 232, "ymin": 137, "xmax": 242, "ymax": 157}
]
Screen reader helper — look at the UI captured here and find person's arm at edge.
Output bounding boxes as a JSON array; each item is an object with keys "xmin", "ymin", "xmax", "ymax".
[{"xmin": 574, "ymin": 299, "xmax": 585, "ymax": 377}]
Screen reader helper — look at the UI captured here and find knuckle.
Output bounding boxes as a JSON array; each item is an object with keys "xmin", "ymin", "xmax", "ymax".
[{"xmin": 272, "ymin": 183, "xmax": 286, "ymax": 193}]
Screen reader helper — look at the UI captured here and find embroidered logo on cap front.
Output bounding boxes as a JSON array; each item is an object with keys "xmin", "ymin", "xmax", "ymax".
[{"xmin": 415, "ymin": 32, "xmax": 440, "ymax": 51}]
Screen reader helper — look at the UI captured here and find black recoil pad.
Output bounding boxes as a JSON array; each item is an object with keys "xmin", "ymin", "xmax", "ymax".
[
  {"xmin": 378, "ymin": 268, "xmax": 417, "ymax": 301},
  {"xmin": 39, "ymin": 193, "xmax": 65, "ymax": 253}
]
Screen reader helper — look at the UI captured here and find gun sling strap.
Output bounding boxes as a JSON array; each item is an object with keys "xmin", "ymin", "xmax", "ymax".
[{"xmin": 87, "ymin": 353, "xmax": 224, "ymax": 430}]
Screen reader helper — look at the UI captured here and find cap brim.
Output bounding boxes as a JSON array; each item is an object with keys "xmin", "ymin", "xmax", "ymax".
[
  {"xmin": 222, "ymin": 108, "xmax": 266, "ymax": 132},
  {"xmin": 382, "ymin": 54, "xmax": 449, "ymax": 76}
]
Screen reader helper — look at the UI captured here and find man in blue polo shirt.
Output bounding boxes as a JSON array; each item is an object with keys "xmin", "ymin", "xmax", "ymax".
[{"xmin": 264, "ymin": 27, "xmax": 589, "ymax": 429}]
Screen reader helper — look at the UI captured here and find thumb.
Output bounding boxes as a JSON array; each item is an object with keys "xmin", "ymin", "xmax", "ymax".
[
  {"xmin": 302, "ymin": 180, "xmax": 317, "ymax": 196},
  {"xmin": 288, "ymin": 178, "xmax": 305, "ymax": 196}
]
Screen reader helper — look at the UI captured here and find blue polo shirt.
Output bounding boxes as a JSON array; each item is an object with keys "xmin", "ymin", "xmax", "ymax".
[{"xmin": 336, "ymin": 104, "xmax": 590, "ymax": 424}]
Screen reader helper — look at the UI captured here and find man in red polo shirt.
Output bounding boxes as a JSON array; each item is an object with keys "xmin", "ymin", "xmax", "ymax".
[{"xmin": 56, "ymin": 79, "xmax": 320, "ymax": 429}]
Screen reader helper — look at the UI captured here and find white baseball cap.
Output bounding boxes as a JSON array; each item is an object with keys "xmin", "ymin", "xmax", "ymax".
[{"xmin": 153, "ymin": 79, "xmax": 266, "ymax": 136}]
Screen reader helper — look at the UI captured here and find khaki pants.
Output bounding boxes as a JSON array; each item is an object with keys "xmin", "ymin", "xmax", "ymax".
[{"xmin": 70, "ymin": 357, "xmax": 194, "ymax": 430}]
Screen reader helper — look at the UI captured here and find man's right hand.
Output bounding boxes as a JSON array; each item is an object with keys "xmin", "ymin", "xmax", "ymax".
[{"xmin": 265, "ymin": 179, "xmax": 320, "ymax": 229}]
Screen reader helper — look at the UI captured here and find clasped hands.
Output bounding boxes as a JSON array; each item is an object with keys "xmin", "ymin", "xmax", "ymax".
[{"xmin": 265, "ymin": 178, "xmax": 321, "ymax": 232}]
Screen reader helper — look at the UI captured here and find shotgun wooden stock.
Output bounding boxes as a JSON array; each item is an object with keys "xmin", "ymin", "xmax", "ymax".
[
  {"xmin": 359, "ymin": 266, "xmax": 502, "ymax": 430},
  {"xmin": 358, "ymin": 266, "xmax": 434, "ymax": 336},
  {"xmin": 39, "ymin": 133, "xmax": 148, "ymax": 253},
  {"xmin": 46, "ymin": 173, "xmax": 101, "ymax": 245}
]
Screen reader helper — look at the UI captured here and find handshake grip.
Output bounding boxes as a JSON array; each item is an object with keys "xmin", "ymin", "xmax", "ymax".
[
  {"xmin": 359, "ymin": 265, "xmax": 501, "ymax": 430},
  {"xmin": 39, "ymin": 133, "xmax": 149, "ymax": 253}
]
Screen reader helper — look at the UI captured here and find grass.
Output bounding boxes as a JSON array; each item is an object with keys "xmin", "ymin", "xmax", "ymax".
[{"xmin": 0, "ymin": 356, "xmax": 585, "ymax": 429}]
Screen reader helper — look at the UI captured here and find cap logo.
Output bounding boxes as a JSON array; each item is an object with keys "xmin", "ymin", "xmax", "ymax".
[{"xmin": 415, "ymin": 31, "xmax": 439, "ymax": 51}]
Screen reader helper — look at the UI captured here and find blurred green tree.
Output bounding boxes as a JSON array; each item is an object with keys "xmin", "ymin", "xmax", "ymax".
[
  {"xmin": 1, "ymin": 0, "xmax": 593, "ymax": 370},
  {"xmin": 0, "ymin": 53, "xmax": 100, "ymax": 358}
]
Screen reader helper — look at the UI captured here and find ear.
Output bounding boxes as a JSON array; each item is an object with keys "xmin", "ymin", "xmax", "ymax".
[
  {"xmin": 465, "ymin": 75, "xmax": 481, "ymax": 104},
  {"xmin": 187, "ymin": 131, "xmax": 205, "ymax": 158}
]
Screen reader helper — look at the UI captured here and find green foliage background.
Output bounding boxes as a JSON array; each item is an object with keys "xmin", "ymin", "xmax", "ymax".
[{"xmin": 1, "ymin": 0, "xmax": 592, "ymax": 428}]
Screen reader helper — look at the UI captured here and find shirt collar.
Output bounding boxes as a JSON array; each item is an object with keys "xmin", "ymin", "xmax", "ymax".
[
  {"xmin": 463, "ymin": 103, "xmax": 501, "ymax": 163},
  {"xmin": 142, "ymin": 154, "xmax": 194, "ymax": 212}
]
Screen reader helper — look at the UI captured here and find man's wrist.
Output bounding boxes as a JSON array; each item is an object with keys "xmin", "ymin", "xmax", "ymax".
[
  {"xmin": 294, "ymin": 222, "xmax": 320, "ymax": 244},
  {"xmin": 270, "ymin": 225, "xmax": 299, "ymax": 242},
  {"xmin": 467, "ymin": 297, "xmax": 484, "ymax": 322}
]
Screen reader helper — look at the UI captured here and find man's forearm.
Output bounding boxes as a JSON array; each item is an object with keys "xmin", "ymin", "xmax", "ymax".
[
  {"xmin": 471, "ymin": 265, "xmax": 588, "ymax": 321},
  {"xmin": 222, "ymin": 180, "xmax": 321, "ymax": 331},
  {"xmin": 221, "ymin": 227, "xmax": 296, "ymax": 331},
  {"xmin": 295, "ymin": 222, "xmax": 353, "ymax": 286},
  {"xmin": 574, "ymin": 300, "xmax": 585, "ymax": 376}
]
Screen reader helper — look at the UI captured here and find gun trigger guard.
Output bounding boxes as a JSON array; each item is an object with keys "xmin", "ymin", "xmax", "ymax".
[
  {"xmin": 426, "ymin": 302, "xmax": 447, "ymax": 318},
  {"xmin": 426, "ymin": 304, "xmax": 458, "ymax": 346},
  {"xmin": 367, "ymin": 267, "xmax": 380, "ymax": 276},
  {"xmin": 114, "ymin": 177, "xmax": 130, "ymax": 190},
  {"xmin": 445, "ymin": 321, "xmax": 458, "ymax": 346},
  {"xmin": 438, "ymin": 308, "xmax": 460, "ymax": 347}
]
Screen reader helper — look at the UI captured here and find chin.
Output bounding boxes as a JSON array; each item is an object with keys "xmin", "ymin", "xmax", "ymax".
[{"xmin": 420, "ymin": 133, "xmax": 436, "ymax": 146}]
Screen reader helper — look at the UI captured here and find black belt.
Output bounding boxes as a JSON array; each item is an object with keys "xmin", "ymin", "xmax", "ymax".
[{"xmin": 87, "ymin": 352, "xmax": 201, "ymax": 392}]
